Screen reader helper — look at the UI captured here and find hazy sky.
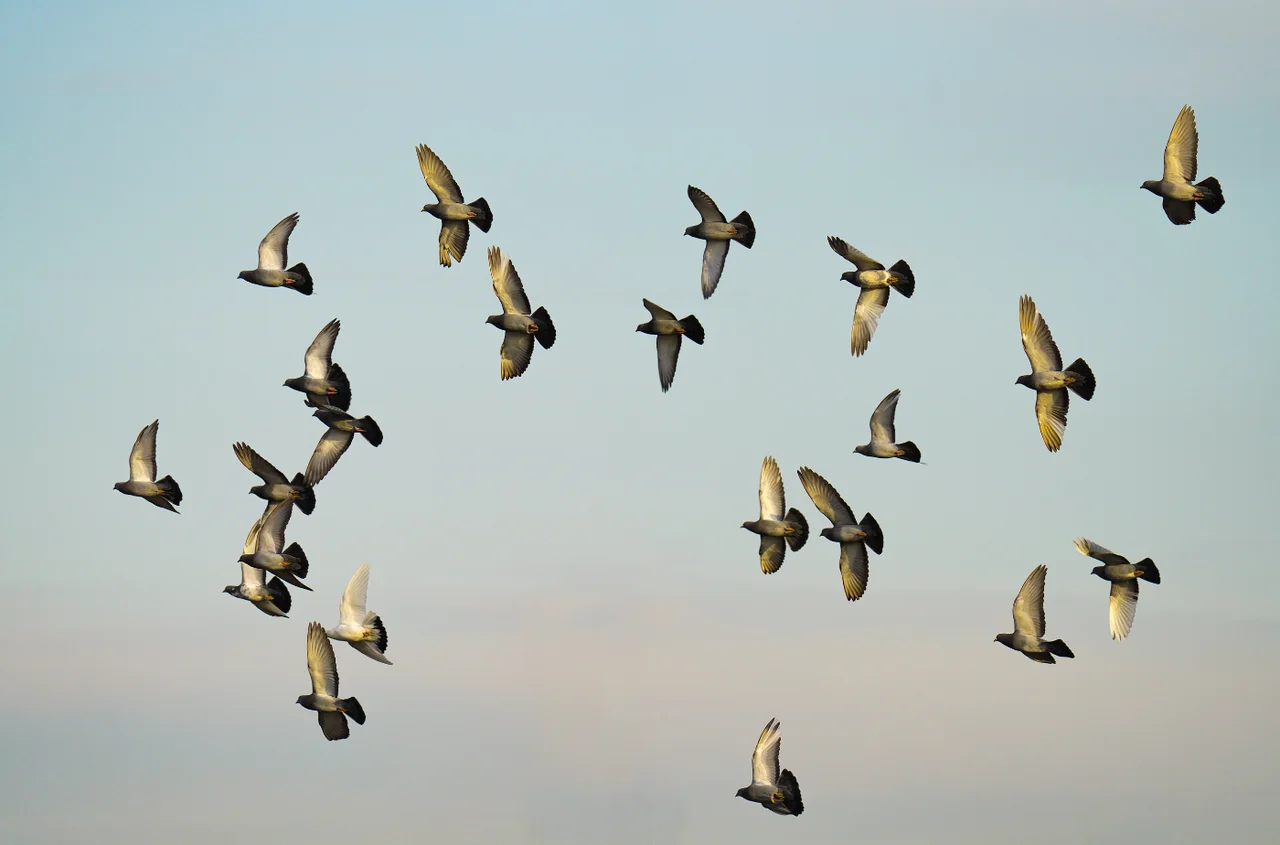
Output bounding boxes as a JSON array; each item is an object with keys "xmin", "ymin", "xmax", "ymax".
[{"xmin": 3, "ymin": 1, "xmax": 1279, "ymax": 842}]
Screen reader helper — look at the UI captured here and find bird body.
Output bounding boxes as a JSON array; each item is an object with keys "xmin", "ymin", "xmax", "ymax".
[
  {"xmin": 684, "ymin": 185, "xmax": 754, "ymax": 298},
  {"xmin": 304, "ymin": 407, "xmax": 382, "ymax": 487},
  {"xmin": 485, "ymin": 247, "xmax": 555, "ymax": 380},
  {"xmin": 797, "ymin": 466, "xmax": 882, "ymax": 601},
  {"xmin": 236, "ymin": 212, "xmax": 313, "ymax": 294},
  {"xmin": 417, "ymin": 143, "xmax": 492, "ymax": 267},
  {"xmin": 854, "ymin": 389, "xmax": 921, "ymax": 462},
  {"xmin": 736, "ymin": 718, "xmax": 803, "ymax": 816},
  {"xmin": 741, "ymin": 457, "xmax": 809, "ymax": 574},
  {"xmin": 225, "ymin": 513, "xmax": 293, "ymax": 614},
  {"xmin": 1074, "ymin": 537, "xmax": 1161, "ymax": 641},
  {"xmin": 297, "ymin": 622, "xmax": 366, "ymax": 740},
  {"xmin": 1140, "ymin": 105, "xmax": 1224, "ymax": 225},
  {"xmin": 237, "ymin": 500, "xmax": 311, "ymax": 591},
  {"xmin": 233, "ymin": 442, "xmax": 316, "ymax": 515},
  {"xmin": 1015, "ymin": 295, "xmax": 1095, "ymax": 452},
  {"xmin": 113, "ymin": 419, "xmax": 182, "ymax": 513},
  {"xmin": 283, "ymin": 318, "xmax": 351, "ymax": 412},
  {"xmin": 636, "ymin": 299, "xmax": 704, "ymax": 392},
  {"xmin": 995, "ymin": 565, "xmax": 1074, "ymax": 663}
]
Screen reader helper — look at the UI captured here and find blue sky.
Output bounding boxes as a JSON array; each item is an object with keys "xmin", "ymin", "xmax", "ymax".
[{"xmin": 2, "ymin": 1, "xmax": 1278, "ymax": 842}]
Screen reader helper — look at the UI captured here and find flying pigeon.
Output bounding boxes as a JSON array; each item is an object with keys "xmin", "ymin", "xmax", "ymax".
[
  {"xmin": 303, "ymin": 406, "xmax": 383, "ymax": 487},
  {"xmin": 827, "ymin": 236, "xmax": 915, "ymax": 357},
  {"xmin": 994, "ymin": 565, "xmax": 1074, "ymax": 664},
  {"xmin": 635, "ymin": 299, "xmax": 704, "ymax": 392},
  {"xmin": 741, "ymin": 456, "xmax": 809, "ymax": 574},
  {"xmin": 236, "ymin": 212, "xmax": 313, "ymax": 294},
  {"xmin": 297, "ymin": 621, "xmax": 366, "ymax": 741},
  {"xmin": 113, "ymin": 420, "xmax": 182, "ymax": 513},
  {"xmin": 1074, "ymin": 537, "xmax": 1161, "ymax": 641},
  {"xmin": 735, "ymin": 718, "xmax": 804, "ymax": 816},
  {"xmin": 417, "ymin": 143, "xmax": 492, "ymax": 267},
  {"xmin": 1015, "ymin": 295, "xmax": 1095, "ymax": 452},
  {"xmin": 233, "ymin": 442, "xmax": 316, "ymax": 515},
  {"xmin": 1141, "ymin": 105, "xmax": 1225, "ymax": 225},
  {"xmin": 326, "ymin": 563, "xmax": 392, "ymax": 665},
  {"xmin": 485, "ymin": 246, "xmax": 556, "ymax": 381},
  {"xmin": 853, "ymin": 389, "xmax": 921, "ymax": 462},
  {"xmin": 238, "ymin": 500, "xmax": 312, "ymax": 591},
  {"xmin": 797, "ymin": 466, "xmax": 883, "ymax": 601},
  {"xmin": 283, "ymin": 318, "xmax": 351, "ymax": 412},
  {"xmin": 223, "ymin": 512, "xmax": 292, "ymax": 616},
  {"xmin": 684, "ymin": 185, "xmax": 754, "ymax": 299}
]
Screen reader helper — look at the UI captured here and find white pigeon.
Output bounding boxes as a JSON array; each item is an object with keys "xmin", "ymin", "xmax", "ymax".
[{"xmin": 325, "ymin": 563, "xmax": 391, "ymax": 665}]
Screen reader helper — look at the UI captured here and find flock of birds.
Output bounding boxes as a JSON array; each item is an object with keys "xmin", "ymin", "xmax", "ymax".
[{"xmin": 111, "ymin": 104, "xmax": 1221, "ymax": 815}]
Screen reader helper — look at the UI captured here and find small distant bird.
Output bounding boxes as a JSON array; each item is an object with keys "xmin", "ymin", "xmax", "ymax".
[
  {"xmin": 635, "ymin": 299, "xmax": 704, "ymax": 392},
  {"xmin": 797, "ymin": 467, "xmax": 883, "ymax": 601},
  {"xmin": 995, "ymin": 565, "xmax": 1074, "ymax": 664},
  {"xmin": 236, "ymin": 212, "xmax": 313, "ymax": 295},
  {"xmin": 297, "ymin": 621, "xmax": 366, "ymax": 741},
  {"xmin": 1074, "ymin": 537, "xmax": 1161, "ymax": 642},
  {"xmin": 741, "ymin": 457, "xmax": 809, "ymax": 574},
  {"xmin": 233, "ymin": 442, "xmax": 316, "ymax": 515},
  {"xmin": 1141, "ymin": 105, "xmax": 1225, "ymax": 225},
  {"xmin": 304, "ymin": 406, "xmax": 383, "ymax": 487},
  {"xmin": 1015, "ymin": 295, "xmax": 1095, "ymax": 452},
  {"xmin": 283, "ymin": 318, "xmax": 351, "ymax": 412},
  {"xmin": 485, "ymin": 246, "xmax": 556, "ymax": 381},
  {"xmin": 223, "ymin": 512, "xmax": 292, "ymax": 616},
  {"xmin": 827, "ymin": 236, "xmax": 915, "ymax": 357},
  {"xmin": 854, "ymin": 389, "xmax": 921, "ymax": 463},
  {"xmin": 684, "ymin": 185, "xmax": 754, "ymax": 299},
  {"xmin": 326, "ymin": 564, "xmax": 392, "ymax": 665},
  {"xmin": 416, "ymin": 143, "xmax": 492, "ymax": 267},
  {"xmin": 238, "ymin": 500, "xmax": 311, "ymax": 591},
  {"xmin": 735, "ymin": 718, "xmax": 804, "ymax": 816},
  {"xmin": 113, "ymin": 419, "xmax": 182, "ymax": 513}
]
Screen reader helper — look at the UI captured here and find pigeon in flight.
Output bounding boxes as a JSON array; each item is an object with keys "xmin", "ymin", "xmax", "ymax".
[
  {"xmin": 741, "ymin": 457, "xmax": 809, "ymax": 574},
  {"xmin": 223, "ymin": 511, "xmax": 293, "ymax": 616},
  {"xmin": 297, "ymin": 621, "xmax": 366, "ymax": 741},
  {"xmin": 994, "ymin": 565, "xmax": 1074, "ymax": 664},
  {"xmin": 797, "ymin": 467, "xmax": 883, "ymax": 602},
  {"xmin": 283, "ymin": 318, "xmax": 351, "ymax": 412},
  {"xmin": 1015, "ymin": 295, "xmax": 1095, "ymax": 452},
  {"xmin": 233, "ymin": 442, "xmax": 316, "ymax": 515},
  {"xmin": 684, "ymin": 185, "xmax": 754, "ymax": 299},
  {"xmin": 1074, "ymin": 537, "xmax": 1161, "ymax": 642},
  {"xmin": 238, "ymin": 500, "xmax": 312, "ymax": 591},
  {"xmin": 303, "ymin": 406, "xmax": 383, "ymax": 487},
  {"xmin": 853, "ymin": 389, "xmax": 921, "ymax": 463},
  {"xmin": 635, "ymin": 299, "xmax": 704, "ymax": 392},
  {"xmin": 236, "ymin": 212, "xmax": 313, "ymax": 295},
  {"xmin": 485, "ymin": 246, "xmax": 556, "ymax": 381},
  {"xmin": 1141, "ymin": 105, "xmax": 1225, "ymax": 225},
  {"xmin": 735, "ymin": 718, "xmax": 804, "ymax": 816},
  {"xmin": 113, "ymin": 420, "xmax": 182, "ymax": 513},
  {"xmin": 827, "ymin": 236, "xmax": 914, "ymax": 357},
  {"xmin": 416, "ymin": 143, "xmax": 492, "ymax": 267},
  {"xmin": 326, "ymin": 564, "xmax": 392, "ymax": 665}
]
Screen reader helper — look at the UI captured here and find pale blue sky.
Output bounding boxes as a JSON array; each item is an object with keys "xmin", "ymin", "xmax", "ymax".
[{"xmin": 3, "ymin": 1, "xmax": 1279, "ymax": 842}]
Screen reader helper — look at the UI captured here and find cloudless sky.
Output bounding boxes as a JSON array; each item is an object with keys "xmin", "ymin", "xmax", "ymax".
[{"xmin": 2, "ymin": 1, "xmax": 1279, "ymax": 842}]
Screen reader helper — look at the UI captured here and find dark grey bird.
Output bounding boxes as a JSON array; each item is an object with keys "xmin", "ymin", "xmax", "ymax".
[
  {"xmin": 994, "ymin": 565, "xmax": 1074, "ymax": 664},
  {"xmin": 485, "ymin": 246, "xmax": 555, "ymax": 381},
  {"xmin": 233, "ymin": 442, "xmax": 316, "ymax": 515},
  {"xmin": 297, "ymin": 621, "xmax": 366, "ymax": 741},
  {"xmin": 223, "ymin": 512, "xmax": 293, "ymax": 616},
  {"xmin": 417, "ymin": 143, "xmax": 492, "ymax": 267},
  {"xmin": 797, "ymin": 467, "xmax": 882, "ymax": 602},
  {"xmin": 113, "ymin": 420, "xmax": 182, "ymax": 513},
  {"xmin": 854, "ymin": 389, "xmax": 921, "ymax": 463},
  {"xmin": 283, "ymin": 318, "xmax": 351, "ymax": 412},
  {"xmin": 827, "ymin": 236, "xmax": 915, "ymax": 357},
  {"xmin": 741, "ymin": 456, "xmax": 809, "ymax": 574},
  {"xmin": 238, "ymin": 500, "xmax": 311, "ymax": 591},
  {"xmin": 303, "ymin": 406, "xmax": 383, "ymax": 487},
  {"xmin": 1074, "ymin": 537, "xmax": 1161, "ymax": 641},
  {"xmin": 684, "ymin": 185, "xmax": 754, "ymax": 299},
  {"xmin": 236, "ymin": 212, "xmax": 312, "ymax": 295},
  {"xmin": 1016, "ymin": 295, "xmax": 1095, "ymax": 452},
  {"xmin": 1141, "ymin": 105, "xmax": 1225, "ymax": 225},
  {"xmin": 735, "ymin": 718, "xmax": 803, "ymax": 816},
  {"xmin": 635, "ymin": 299, "xmax": 704, "ymax": 392}
]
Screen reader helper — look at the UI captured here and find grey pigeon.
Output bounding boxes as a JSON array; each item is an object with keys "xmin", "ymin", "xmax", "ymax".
[
  {"xmin": 735, "ymin": 718, "xmax": 804, "ymax": 816},
  {"xmin": 223, "ymin": 512, "xmax": 292, "ymax": 616},
  {"xmin": 303, "ymin": 406, "xmax": 383, "ymax": 487},
  {"xmin": 1074, "ymin": 537, "xmax": 1161, "ymax": 642},
  {"xmin": 233, "ymin": 442, "xmax": 316, "ymax": 515},
  {"xmin": 325, "ymin": 564, "xmax": 392, "ymax": 665},
  {"xmin": 485, "ymin": 246, "xmax": 556, "ymax": 381},
  {"xmin": 417, "ymin": 143, "xmax": 492, "ymax": 267},
  {"xmin": 236, "ymin": 212, "xmax": 313, "ymax": 295},
  {"xmin": 797, "ymin": 466, "xmax": 883, "ymax": 602},
  {"xmin": 827, "ymin": 236, "xmax": 915, "ymax": 357},
  {"xmin": 854, "ymin": 389, "xmax": 921, "ymax": 463},
  {"xmin": 113, "ymin": 419, "xmax": 182, "ymax": 513},
  {"xmin": 1015, "ymin": 295, "xmax": 1095, "ymax": 452},
  {"xmin": 237, "ymin": 500, "xmax": 312, "ymax": 591},
  {"xmin": 684, "ymin": 185, "xmax": 754, "ymax": 299},
  {"xmin": 283, "ymin": 318, "xmax": 351, "ymax": 412},
  {"xmin": 994, "ymin": 565, "xmax": 1074, "ymax": 664},
  {"xmin": 741, "ymin": 457, "xmax": 809, "ymax": 574},
  {"xmin": 297, "ymin": 621, "xmax": 366, "ymax": 741},
  {"xmin": 635, "ymin": 299, "xmax": 704, "ymax": 392},
  {"xmin": 1141, "ymin": 105, "xmax": 1225, "ymax": 225}
]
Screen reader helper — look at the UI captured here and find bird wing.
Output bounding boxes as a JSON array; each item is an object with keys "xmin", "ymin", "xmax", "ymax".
[
  {"xmin": 1162, "ymin": 197, "xmax": 1196, "ymax": 225},
  {"xmin": 868, "ymin": 389, "xmax": 900, "ymax": 444},
  {"xmin": 839, "ymin": 541, "xmax": 869, "ymax": 601},
  {"xmin": 1019, "ymin": 295, "xmax": 1062, "ymax": 373},
  {"xmin": 438, "ymin": 219, "xmax": 470, "ymax": 267},
  {"xmin": 416, "ymin": 143, "xmax": 464, "ymax": 203},
  {"xmin": 500, "ymin": 331, "xmax": 535, "ymax": 380},
  {"xmin": 1072, "ymin": 537, "xmax": 1130, "ymax": 567},
  {"xmin": 128, "ymin": 419, "xmax": 160, "ymax": 483},
  {"xmin": 759, "ymin": 536, "xmax": 786, "ymax": 574},
  {"xmin": 303, "ymin": 319, "xmax": 341, "ymax": 380},
  {"xmin": 257, "ymin": 500, "xmax": 293, "ymax": 555},
  {"xmin": 339, "ymin": 563, "xmax": 371, "ymax": 626},
  {"xmin": 796, "ymin": 466, "xmax": 855, "ymax": 526},
  {"xmin": 1109, "ymin": 580, "xmax": 1139, "ymax": 641},
  {"xmin": 233, "ymin": 442, "xmax": 288, "ymax": 485},
  {"xmin": 242, "ymin": 511, "xmax": 265, "ymax": 556},
  {"xmin": 257, "ymin": 212, "xmax": 298, "ymax": 271},
  {"xmin": 1163, "ymin": 105, "xmax": 1198, "ymax": 184},
  {"xmin": 655, "ymin": 334, "xmax": 681, "ymax": 392},
  {"xmin": 488, "ymin": 246, "xmax": 531, "ymax": 315},
  {"xmin": 700, "ymin": 240, "xmax": 729, "ymax": 299},
  {"xmin": 1034, "ymin": 389, "xmax": 1069, "ymax": 453},
  {"xmin": 304, "ymin": 428, "xmax": 354, "ymax": 487},
  {"xmin": 1012, "ymin": 565, "xmax": 1047, "ymax": 639},
  {"xmin": 687, "ymin": 185, "xmax": 726, "ymax": 223},
  {"xmin": 240, "ymin": 561, "xmax": 266, "ymax": 590},
  {"xmin": 306, "ymin": 621, "xmax": 339, "ymax": 698},
  {"xmin": 851, "ymin": 287, "xmax": 889, "ymax": 357},
  {"xmin": 758, "ymin": 456, "xmax": 785, "ymax": 521},
  {"xmin": 750, "ymin": 718, "xmax": 781, "ymax": 787},
  {"xmin": 642, "ymin": 298, "xmax": 677, "ymax": 321},
  {"xmin": 827, "ymin": 236, "xmax": 884, "ymax": 271}
]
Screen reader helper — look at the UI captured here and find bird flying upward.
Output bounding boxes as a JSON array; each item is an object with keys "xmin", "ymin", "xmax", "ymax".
[
  {"xmin": 236, "ymin": 212, "xmax": 313, "ymax": 294},
  {"xmin": 113, "ymin": 419, "xmax": 182, "ymax": 513}
]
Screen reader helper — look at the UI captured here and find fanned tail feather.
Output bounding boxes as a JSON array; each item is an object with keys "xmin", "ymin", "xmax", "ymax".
[{"xmin": 784, "ymin": 508, "xmax": 809, "ymax": 552}]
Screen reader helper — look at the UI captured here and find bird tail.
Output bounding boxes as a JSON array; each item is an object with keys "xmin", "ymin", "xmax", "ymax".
[
  {"xmin": 365, "ymin": 612, "xmax": 389, "ymax": 654},
  {"xmin": 532, "ymin": 305, "xmax": 556, "ymax": 349},
  {"xmin": 356, "ymin": 416, "xmax": 384, "ymax": 447},
  {"xmin": 1195, "ymin": 177, "xmax": 1225, "ymax": 214},
  {"xmin": 283, "ymin": 542, "xmax": 309, "ymax": 579},
  {"xmin": 859, "ymin": 512, "xmax": 884, "ymax": 555},
  {"xmin": 778, "ymin": 769, "xmax": 804, "ymax": 815},
  {"xmin": 340, "ymin": 697, "xmax": 366, "ymax": 725},
  {"xmin": 895, "ymin": 441, "xmax": 922, "ymax": 463},
  {"xmin": 1045, "ymin": 638, "xmax": 1074, "ymax": 658},
  {"xmin": 326, "ymin": 363, "xmax": 352, "ymax": 411},
  {"xmin": 731, "ymin": 211, "xmax": 755, "ymax": 248},
  {"xmin": 156, "ymin": 475, "xmax": 183, "ymax": 506},
  {"xmin": 265, "ymin": 576, "xmax": 293, "ymax": 615},
  {"xmin": 889, "ymin": 259, "xmax": 915, "ymax": 297},
  {"xmin": 291, "ymin": 474, "xmax": 317, "ymax": 515},
  {"xmin": 288, "ymin": 263, "xmax": 313, "ymax": 295},
  {"xmin": 468, "ymin": 197, "xmax": 493, "ymax": 232},
  {"xmin": 1065, "ymin": 357, "xmax": 1095, "ymax": 401},
  {"xmin": 1135, "ymin": 558, "xmax": 1161, "ymax": 584},
  {"xmin": 680, "ymin": 315, "xmax": 705, "ymax": 345},
  {"xmin": 784, "ymin": 508, "xmax": 809, "ymax": 552}
]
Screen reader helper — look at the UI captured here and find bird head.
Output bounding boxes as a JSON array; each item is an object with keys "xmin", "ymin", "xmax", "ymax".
[
  {"xmin": 741, "ymin": 521, "xmax": 754, "ymax": 530},
  {"xmin": 819, "ymin": 527, "xmax": 835, "ymax": 541},
  {"xmin": 1140, "ymin": 180, "xmax": 1160, "ymax": 194},
  {"xmin": 295, "ymin": 696, "xmax": 308, "ymax": 707},
  {"xmin": 236, "ymin": 271, "xmax": 249, "ymax": 281},
  {"xmin": 683, "ymin": 225, "xmax": 698, "ymax": 237},
  {"xmin": 839, "ymin": 271, "xmax": 859, "ymax": 285},
  {"xmin": 994, "ymin": 633, "xmax": 1012, "ymax": 646},
  {"xmin": 1090, "ymin": 565, "xmax": 1107, "ymax": 579},
  {"xmin": 1014, "ymin": 375, "xmax": 1034, "ymax": 388},
  {"xmin": 237, "ymin": 554, "xmax": 254, "ymax": 565},
  {"xmin": 735, "ymin": 787, "xmax": 749, "ymax": 799},
  {"xmin": 420, "ymin": 203, "xmax": 433, "ymax": 213},
  {"xmin": 112, "ymin": 482, "xmax": 125, "ymax": 492},
  {"xmin": 635, "ymin": 323, "xmax": 647, "ymax": 333},
  {"xmin": 222, "ymin": 585, "xmax": 238, "ymax": 595},
  {"xmin": 485, "ymin": 315, "xmax": 503, "ymax": 328},
  {"xmin": 853, "ymin": 445, "xmax": 868, "ymax": 456}
]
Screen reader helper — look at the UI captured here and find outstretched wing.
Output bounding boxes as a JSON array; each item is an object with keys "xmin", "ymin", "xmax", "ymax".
[
  {"xmin": 700, "ymin": 240, "xmax": 729, "ymax": 299},
  {"xmin": 1073, "ymin": 537, "xmax": 1130, "ymax": 568},
  {"xmin": 797, "ymin": 466, "xmax": 855, "ymax": 527},
  {"xmin": 687, "ymin": 185, "xmax": 726, "ymax": 223},
  {"xmin": 1163, "ymin": 105, "xmax": 1198, "ymax": 184},
  {"xmin": 827, "ymin": 236, "xmax": 884, "ymax": 271},
  {"xmin": 304, "ymin": 428, "xmax": 354, "ymax": 487},
  {"xmin": 839, "ymin": 541, "xmax": 869, "ymax": 601},
  {"xmin": 233, "ymin": 442, "xmax": 287, "ymax": 485},
  {"xmin": 258, "ymin": 212, "xmax": 298, "ymax": 271},
  {"xmin": 488, "ymin": 246, "xmax": 531, "ymax": 315},
  {"xmin": 1109, "ymin": 580, "xmax": 1139, "ymax": 642},
  {"xmin": 500, "ymin": 331, "xmax": 535, "ymax": 381},
  {"xmin": 1019, "ymin": 295, "xmax": 1062, "ymax": 373},
  {"xmin": 1033, "ymin": 389, "xmax": 1069, "ymax": 453},
  {"xmin": 304, "ymin": 319, "xmax": 341, "ymax": 380},
  {"xmin": 868, "ymin": 389, "xmax": 900, "ymax": 444},
  {"xmin": 438, "ymin": 219, "xmax": 469, "ymax": 267},
  {"xmin": 750, "ymin": 718, "xmax": 782, "ymax": 788},
  {"xmin": 306, "ymin": 621, "xmax": 339, "ymax": 698},
  {"xmin": 416, "ymin": 143, "xmax": 464, "ymax": 203},
  {"xmin": 642, "ymin": 298, "xmax": 676, "ymax": 321},
  {"xmin": 339, "ymin": 563, "xmax": 371, "ymax": 626},
  {"xmin": 758, "ymin": 456, "xmax": 785, "ymax": 521},
  {"xmin": 851, "ymin": 287, "xmax": 889, "ymax": 357},
  {"xmin": 129, "ymin": 420, "xmax": 159, "ymax": 483},
  {"xmin": 655, "ymin": 334, "xmax": 681, "ymax": 392},
  {"xmin": 257, "ymin": 500, "xmax": 293, "ymax": 556},
  {"xmin": 1012, "ymin": 565, "xmax": 1047, "ymax": 639}
]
